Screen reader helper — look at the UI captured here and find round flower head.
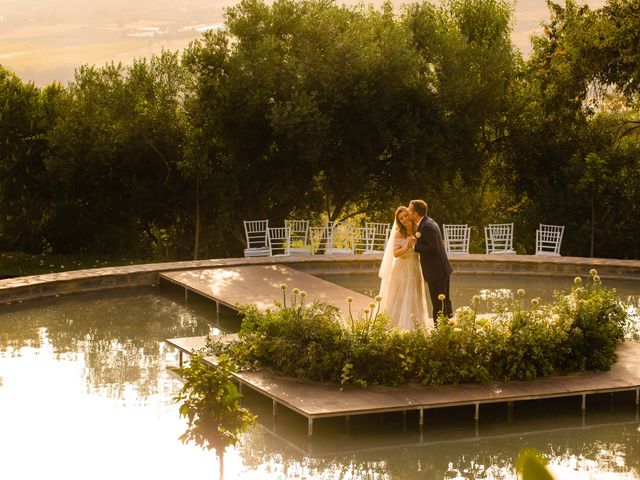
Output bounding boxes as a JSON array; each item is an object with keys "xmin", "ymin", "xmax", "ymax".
[
  {"xmin": 531, "ymin": 298, "xmax": 539, "ymax": 307},
  {"xmin": 593, "ymin": 275, "xmax": 601, "ymax": 284},
  {"xmin": 300, "ymin": 291, "xmax": 307, "ymax": 297},
  {"xmin": 472, "ymin": 295, "xmax": 481, "ymax": 304},
  {"xmin": 347, "ymin": 296, "xmax": 354, "ymax": 303},
  {"xmin": 574, "ymin": 277, "xmax": 582, "ymax": 286},
  {"xmin": 369, "ymin": 302, "xmax": 376, "ymax": 309},
  {"xmin": 280, "ymin": 284, "xmax": 287, "ymax": 291},
  {"xmin": 438, "ymin": 293, "xmax": 446, "ymax": 301},
  {"xmin": 448, "ymin": 318, "xmax": 456, "ymax": 325},
  {"xmin": 363, "ymin": 308, "xmax": 370, "ymax": 315},
  {"xmin": 517, "ymin": 289, "xmax": 525, "ymax": 297},
  {"xmin": 292, "ymin": 288, "xmax": 300, "ymax": 295},
  {"xmin": 375, "ymin": 295, "xmax": 382, "ymax": 302},
  {"xmin": 590, "ymin": 269, "xmax": 598, "ymax": 276}
]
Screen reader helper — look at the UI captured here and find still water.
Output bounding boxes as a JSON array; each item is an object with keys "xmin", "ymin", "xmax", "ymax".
[{"xmin": 0, "ymin": 274, "xmax": 639, "ymax": 480}]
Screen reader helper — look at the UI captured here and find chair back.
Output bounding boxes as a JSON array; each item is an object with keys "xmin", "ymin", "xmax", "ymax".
[
  {"xmin": 284, "ymin": 219, "xmax": 311, "ymax": 255},
  {"xmin": 443, "ymin": 224, "xmax": 471, "ymax": 254},
  {"xmin": 362, "ymin": 222, "xmax": 390, "ymax": 254},
  {"xmin": 535, "ymin": 224, "xmax": 564, "ymax": 256},
  {"xmin": 325, "ymin": 221, "xmax": 355, "ymax": 254},
  {"xmin": 243, "ymin": 220, "xmax": 271, "ymax": 257},
  {"xmin": 485, "ymin": 223, "xmax": 515, "ymax": 254},
  {"xmin": 268, "ymin": 227, "xmax": 290, "ymax": 256},
  {"xmin": 309, "ymin": 226, "xmax": 329, "ymax": 254}
]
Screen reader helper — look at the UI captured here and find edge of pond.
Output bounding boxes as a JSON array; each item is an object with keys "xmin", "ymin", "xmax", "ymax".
[{"xmin": 0, "ymin": 254, "xmax": 638, "ymax": 305}]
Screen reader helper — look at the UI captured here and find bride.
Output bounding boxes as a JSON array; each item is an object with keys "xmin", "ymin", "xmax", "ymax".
[{"xmin": 378, "ymin": 206, "xmax": 433, "ymax": 330}]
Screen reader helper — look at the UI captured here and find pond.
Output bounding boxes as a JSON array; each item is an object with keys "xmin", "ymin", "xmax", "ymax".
[{"xmin": 1, "ymin": 273, "xmax": 639, "ymax": 479}]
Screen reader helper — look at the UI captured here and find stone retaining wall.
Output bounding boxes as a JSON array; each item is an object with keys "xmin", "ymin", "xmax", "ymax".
[{"xmin": 1, "ymin": 254, "xmax": 638, "ymax": 305}]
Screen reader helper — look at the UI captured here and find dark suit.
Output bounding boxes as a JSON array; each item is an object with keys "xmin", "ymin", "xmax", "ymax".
[{"xmin": 413, "ymin": 216, "xmax": 453, "ymax": 324}]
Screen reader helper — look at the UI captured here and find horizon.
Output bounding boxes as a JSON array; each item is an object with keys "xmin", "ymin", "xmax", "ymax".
[{"xmin": 0, "ymin": 0, "xmax": 605, "ymax": 87}]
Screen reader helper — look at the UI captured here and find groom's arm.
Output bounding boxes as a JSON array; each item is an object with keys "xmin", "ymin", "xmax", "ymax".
[{"xmin": 413, "ymin": 223, "xmax": 439, "ymax": 255}]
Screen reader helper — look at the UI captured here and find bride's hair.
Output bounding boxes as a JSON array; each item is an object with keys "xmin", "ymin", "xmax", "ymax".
[{"xmin": 394, "ymin": 206, "xmax": 410, "ymax": 238}]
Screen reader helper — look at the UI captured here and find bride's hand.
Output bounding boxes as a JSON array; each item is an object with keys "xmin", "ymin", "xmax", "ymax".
[{"xmin": 407, "ymin": 236, "xmax": 417, "ymax": 247}]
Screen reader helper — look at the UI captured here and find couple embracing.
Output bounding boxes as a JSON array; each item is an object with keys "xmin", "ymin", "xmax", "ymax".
[{"xmin": 378, "ymin": 199, "xmax": 453, "ymax": 330}]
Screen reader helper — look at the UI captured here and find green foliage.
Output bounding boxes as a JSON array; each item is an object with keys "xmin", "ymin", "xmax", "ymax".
[
  {"xmin": 553, "ymin": 271, "xmax": 627, "ymax": 371},
  {"xmin": 516, "ymin": 448, "xmax": 556, "ymax": 480},
  {"xmin": 210, "ymin": 272, "xmax": 631, "ymax": 387},
  {"xmin": 2, "ymin": 0, "xmax": 640, "ymax": 260},
  {"xmin": 173, "ymin": 353, "xmax": 256, "ymax": 457}
]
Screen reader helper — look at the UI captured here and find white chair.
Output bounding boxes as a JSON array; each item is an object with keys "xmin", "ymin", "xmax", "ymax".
[
  {"xmin": 484, "ymin": 223, "xmax": 516, "ymax": 254},
  {"xmin": 535, "ymin": 224, "xmax": 565, "ymax": 256},
  {"xmin": 309, "ymin": 226, "xmax": 329, "ymax": 255},
  {"xmin": 362, "ymin": 222, "xmax": 390, "ymax": 254},
  {"xmin": 268, "ymin": 227, "xmax": 290, "ymax": 256},
  {"xmin": 243, "ymin": 220, "xmax": 271, "ymax": 257},
  {"xmin": 443, "ymin": 224, "xmax": 471, "ymax": 254},
  {"xmin": 284, "ymin": 219, "xmax": 311, "ymax": 255},
  {"xmin": 325, "ymin": 221, "xmax": 355, "ymax": 254}
]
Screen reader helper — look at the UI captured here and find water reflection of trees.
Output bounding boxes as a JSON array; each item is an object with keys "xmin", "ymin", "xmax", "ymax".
[
  {"xmin": 0, "ymin": 289, "xmax": 212, "ymax": 399},
  {"xmin": 238, "ymin": 419, "xmax": 640, "ymax": 479}
]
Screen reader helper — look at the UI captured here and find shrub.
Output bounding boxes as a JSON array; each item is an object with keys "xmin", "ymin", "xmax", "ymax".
[
  {"xmin": 553, "ymin": 271, "xmax": 627, "ymax": 371},
  {"xmin": 208, "ymin": 271, "xmax": 631, "ymax": 387}
]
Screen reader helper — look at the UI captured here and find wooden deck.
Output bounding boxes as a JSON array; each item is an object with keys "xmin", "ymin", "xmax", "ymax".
[
  {"xmin": 167, "ymin": 335, "xmax": 640, "ymax": 436},
  {"xmin": 160, "ymin": 264, "xmax": 375, "ymax": 316}
]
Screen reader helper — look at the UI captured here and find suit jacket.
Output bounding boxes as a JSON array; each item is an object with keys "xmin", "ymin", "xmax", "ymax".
[{"xmin": 414, "ymin": 216, "xmax": 453, "ymax": 282}]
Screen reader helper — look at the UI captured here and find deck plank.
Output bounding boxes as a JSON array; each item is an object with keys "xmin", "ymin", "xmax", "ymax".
[
  {"xmin": 160, "ymin": 264, "xmax": 374, "ymax": 317},
  {"xmin": 167, "ymin": 336, "xmax": 640, "ymax": 419}
]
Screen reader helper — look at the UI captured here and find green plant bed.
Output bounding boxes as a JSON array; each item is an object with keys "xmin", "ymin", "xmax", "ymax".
[{"xmin": 208, "ymin": 270, "xmax": 634, "ymax": 388}]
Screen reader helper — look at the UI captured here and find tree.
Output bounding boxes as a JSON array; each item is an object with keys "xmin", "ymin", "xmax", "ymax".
[
  {"xmin": 0, "ymin": 67, "xmax": 56, "ymax": 251},
  {"xmin": 45, "ymin": 52, "xmax": 189, "ymax": 255}
]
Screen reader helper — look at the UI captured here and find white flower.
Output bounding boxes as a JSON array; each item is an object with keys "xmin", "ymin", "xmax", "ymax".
[
  {"xmin": 517, "ymin": 289, "xmax": 525, "ymax": 297},
  {"xmin": 531, "ymin": 298, "xmax": 539, "ymax": 307},
  {"xmin": 590, "ymin": 268, "xmax": 598, "ymax": 276},
  {"xmin": 438, "ymin": 294, "xmax": 446, "ymax": 301},
  {"xmin": 280, "ymin": 284, "xmax": 287, "ymax": 290},
  {"xmin": 472, "ymin": 295, "xmax": 481, "ymax": 304},
  {"xmin": 574, "ymin": 277, "xmax": 582, "ymax": 285},
  {"xmin": 292, "ymin": 288, "xmax": 300, "ymax": 295}
]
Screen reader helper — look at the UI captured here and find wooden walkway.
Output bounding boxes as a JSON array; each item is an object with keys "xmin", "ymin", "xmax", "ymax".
[
  {"xmin": 167, "ymin": 335, "xmax": 640, "ymax": 437},
  {"xmin": 160, "ymin": 264, "xmax": 374, "ymax": 317}
]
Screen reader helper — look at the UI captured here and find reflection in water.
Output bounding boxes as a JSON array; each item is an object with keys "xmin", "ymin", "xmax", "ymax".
[{"xmin": 1, "ymin": 284, "xmax": 640, "ymax": 479}]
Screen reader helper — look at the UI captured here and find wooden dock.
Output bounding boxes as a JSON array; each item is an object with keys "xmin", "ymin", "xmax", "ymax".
[
  {"xmin": 160, "ymin": 264, "xmax": 375, "ymax": 316},
  {"xmin": 167, "ymin": 335, "xmax": 640, "ymax": 437}
]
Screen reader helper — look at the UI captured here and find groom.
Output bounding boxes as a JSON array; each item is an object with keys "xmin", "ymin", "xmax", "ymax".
[{"xmin": 408, "ymin": 199, "xmax": 453, "ymax": 325}]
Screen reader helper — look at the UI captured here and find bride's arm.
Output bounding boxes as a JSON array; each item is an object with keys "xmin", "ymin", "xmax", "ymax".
[{"xmin": 393, "ymin": 233, "xmax": 416, "ymax": 257}]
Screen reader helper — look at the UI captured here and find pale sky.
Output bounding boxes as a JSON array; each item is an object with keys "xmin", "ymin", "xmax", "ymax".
[{"xmin": 0, "ymin": 0, "xmax": 606, "ymax": 86}]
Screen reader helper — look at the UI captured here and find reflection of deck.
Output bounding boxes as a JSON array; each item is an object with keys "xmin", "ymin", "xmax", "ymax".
[
  {"xmin": 166, "ymin": 335, "xmax": 640, "ymax": 437},
  {"xmin": 160, "ymin": 264, "xmax": 374, "ymax": 316}
]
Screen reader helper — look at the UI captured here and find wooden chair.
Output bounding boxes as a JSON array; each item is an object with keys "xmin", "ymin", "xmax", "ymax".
[
  {"xmin": 243, "ymin": 220, "xmax": 271, "ymax": 257},
  {"xmin": 535, "ymin": 224, "xmax": 565, "ymax": 256},
  {"xmin": 268, "ymin": 227, "xmax": 290, "ymax": 256},
  {"xmin": 443, "ymin": 224, "xmax": 471, "ymax": 254},
  {"xmin": 309, "ymin": 226, "xmax": 329, "ymax": 255},
  {"xmin": 284, "ymin": 219, "xmax": 311, "ymax": 255},
  {"xmin": 484, "ymin": 223, "xmax": 516, "ymax": 254},
  {"xmin": 325, "ymin": 221, "xmax": 355, "ymax": 254},
  {"xmin": 362, "ymin": 222, "xmax": 391, "ymax": 254}
]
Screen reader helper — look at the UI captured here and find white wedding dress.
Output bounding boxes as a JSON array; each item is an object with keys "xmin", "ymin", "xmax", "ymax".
[{"xmin": 378, "ymin": 228, "xmax": 433, "ymax": 330}]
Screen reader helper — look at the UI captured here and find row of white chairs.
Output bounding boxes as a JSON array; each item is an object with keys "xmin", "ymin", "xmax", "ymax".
[
  {"xmin": 444, "ymin": 223, "xmax": 565, "ymax": 256},
  {"xmin": 245, "ymin": 220, "xmax": 565, "ymax": 257},
  {"xmin": 243, "ymin": 220, "xmax": 391, "ymax": 257}
]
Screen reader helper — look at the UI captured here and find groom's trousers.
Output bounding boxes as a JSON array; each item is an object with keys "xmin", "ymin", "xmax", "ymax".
[{"xmin": 426, "ymin": 275, "xmax": 453, "ymax": 325}]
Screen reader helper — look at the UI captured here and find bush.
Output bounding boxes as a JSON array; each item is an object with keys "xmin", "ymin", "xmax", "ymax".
[
  {"xmin": 553, "ymin": 271, "xmax": 627, "ymax": 371},
  {"xmin": 210, "ymin": 272, "xmax": 631, "ymax": 387}
]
